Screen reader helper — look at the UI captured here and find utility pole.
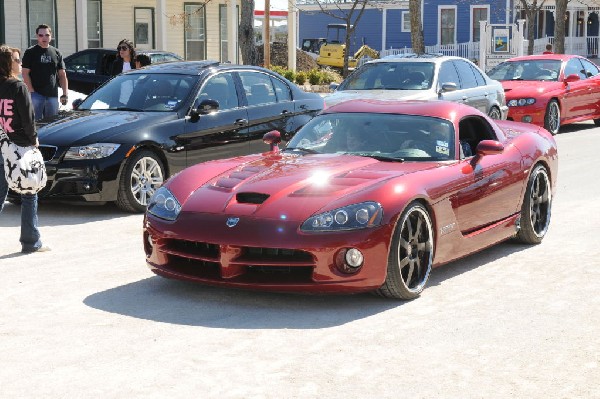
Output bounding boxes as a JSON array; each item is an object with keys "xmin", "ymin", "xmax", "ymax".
[{"xmin": 264, "ymin": 0, "xmax": 271, "ymax": 68}]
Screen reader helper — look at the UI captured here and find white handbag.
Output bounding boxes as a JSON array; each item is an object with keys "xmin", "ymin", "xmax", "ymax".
[{"xmin": 0, "ymin": 131, "xmax": 47, "ymax": 195}]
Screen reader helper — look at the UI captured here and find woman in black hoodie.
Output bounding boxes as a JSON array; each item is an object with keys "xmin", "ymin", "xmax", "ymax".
[{"xmin": 0, "ymin": 44, "xmax": 49, "ymax": 253}]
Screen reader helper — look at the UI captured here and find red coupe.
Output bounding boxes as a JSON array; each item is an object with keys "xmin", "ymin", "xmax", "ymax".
[
  {"xmin": 488, "ymin": 54, "xmax": 600, "ymax": 135},
  {"xmin": 143, "ymin": 100, "xmax": 557, "ymax": 300}
]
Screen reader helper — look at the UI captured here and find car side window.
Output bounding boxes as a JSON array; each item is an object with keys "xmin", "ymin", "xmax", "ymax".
[
  {"xmin": 564, "ymin": 59, "xmax": 587, "ymax": 80},
  {"xmin": 469, "ymin": 63, "xmax": 486, "ymax": 86},
  {"xmin": 65, "ymin": 52, "xmax": 99, "ymax": 74},
  {"xmin": 580, "ymin": 58, "xmax": 600, "ymax": 77},
  {"xmin": 271, "ymin": 77, "xmax": 292, "ymax": 102},
  {"xmin": 197, "ymin": 73, "xmax": 239, "ymax": 111},
  {"xmin": 239, "ymin": 72, "xmax": 277, "ymax": 106},
  {"xmin": 458, "ymin": 116, "xmax": 498, "ymax": 159},
  {"xmin": 454, "ymin": 60, "xmax": 478, "ymax": 89},
  {"xmin": 438, "ymin": 61, "xmax": 461, "ymax": 89}
]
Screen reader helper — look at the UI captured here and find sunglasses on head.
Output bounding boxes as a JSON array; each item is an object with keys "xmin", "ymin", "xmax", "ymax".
[
  {"xmin": 37, "ymin": 33, "xmax": 51, "ymax": 37},
  {"xmin": 118, "ymin": 45, "xmax": 129, "ymax": 51}
]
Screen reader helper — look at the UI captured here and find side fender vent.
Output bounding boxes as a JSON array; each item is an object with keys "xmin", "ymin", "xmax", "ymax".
[{"xmin": 236, "ymin": 192, "xmax": 270, "ymax": 204}]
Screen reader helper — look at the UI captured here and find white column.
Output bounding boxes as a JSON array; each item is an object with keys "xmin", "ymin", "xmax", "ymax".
[
  {"xmin": 288, "ymin": 1, "xmax": 297, "ymax": 71},
  {"xmin": 381, "ymin": 8, "xmax": 387, "ymax": 50},
  {"xmin": 156, "ymin": 0, "xmax": 167, "ymax": 50},
  {"xmin": 228, "ymin": 0, "xmax": 238, "ymax": 63},
  {"xmin": 75, "ymin": 0, "xmax": 88, "ymax": 51}
]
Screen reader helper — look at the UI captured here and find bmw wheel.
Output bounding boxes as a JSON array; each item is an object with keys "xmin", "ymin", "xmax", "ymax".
[
  {"xmin": 377, "ymin": 202, "xmax": 434, "ymax": 300},
  {"xmin": 543, "ymin": 100, "xmax": 560, "ymax": 135},
  {"xmin": 488, "ymin": 106, "xmax": 502, "ymax": 120},
  {"xmin": 116, "ymin": 150, "xmax": 165, "ymax": 213},
  {"xmin": 515, "ymin": 164, "xmax": 552, "ymax": 244}
]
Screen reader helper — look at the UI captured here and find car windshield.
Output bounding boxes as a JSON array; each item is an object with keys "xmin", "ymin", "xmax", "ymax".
[
  {"xmin": 77, "ymin": 73, "xmax": 198, "ymax": 112},
  {"xmin": 488, "ymin": 59, "xmax": 562, "ymax": 82},
  {"xmin": 285, "ymin": 113, "xmax": 455, "ymax": 161},
  {"xmin": 338, "ymin": 62, "xmax": 435, "ymax": 91}
]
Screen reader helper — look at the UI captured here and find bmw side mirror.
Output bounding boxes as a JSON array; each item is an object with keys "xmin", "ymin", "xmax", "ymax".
[
  {"xmin": 263, "ymin": 130, "xmax": 282, "ymax": 152},
  {"xmin": 190, "ymin": 99, "xmax": 219, "ymax": 122},
  {"xmin": 72, "ymin": 98, "xmax": 83, "ymax": 110}
]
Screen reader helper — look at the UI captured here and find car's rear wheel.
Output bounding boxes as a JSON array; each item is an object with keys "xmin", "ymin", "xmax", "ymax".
[
  {"xmin": 116, "ymin": 150, "xmax": 165, "ymax": 213},
  {"xmin": 376, "ymin": 202, "xmax": 434, "ymax": 300},
  {"xmin": 544, "ymin": 100, "xmax": 560, "ymax": 135},
  {"xmin": 515, "ymin": 164, "xmax": 551, "ymax": 244},
  {"xmin": 594, "ymin": 119, "xmax": 600, "ymax": 127},
  {"xmin": 488, "ymin": 106, "xmax": 502, "ymax": 120}
]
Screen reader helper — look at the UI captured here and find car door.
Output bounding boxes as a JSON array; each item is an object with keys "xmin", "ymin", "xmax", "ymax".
[
  {"xmin": 453, "ymin": 59, "xmax": 489, "ymax": 114},
  {"xmin": 449, "ymin": 116, "xmax": 525, "ymax": 233},
  {"xmin": 64, "ymin": 50, "xmax": 106, "ymax": 94},
  {"xmin": 578, "ymin": 57, "xmax": 600, "ymax": 117},
  {"xmin": 237, "ymin": 71, "xmax": 295, "ymax": 153},
  {"xmin": 561, "ymin": 58, "xmax": 590, "ymax": 119},
  {"xmin": 181, "ymin": 72, "xmax": 251, "ymax": 167}
]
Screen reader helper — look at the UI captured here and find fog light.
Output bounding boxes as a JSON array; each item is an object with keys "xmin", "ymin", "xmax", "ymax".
[
  {"xmin": 345, "ymin": 248, "xmax": 363, "ymax": 268},
  {"xmin": 521, "ymin": 116, "xmax": 532, "ymax": 123},
  {"xmin": 147, "ymin": 234, "xmax": 153, "ymax": 248}
]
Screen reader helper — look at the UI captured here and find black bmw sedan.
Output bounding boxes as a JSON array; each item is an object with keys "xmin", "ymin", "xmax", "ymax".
[{"xmin": 27, "ymin": 61, "xmax": 324, "ymax": 212}]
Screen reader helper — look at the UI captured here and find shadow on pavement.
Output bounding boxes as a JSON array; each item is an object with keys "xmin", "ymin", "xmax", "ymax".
[{"xmin": 84, "ymin": 240, "xmax": 529, "ymax": 329}]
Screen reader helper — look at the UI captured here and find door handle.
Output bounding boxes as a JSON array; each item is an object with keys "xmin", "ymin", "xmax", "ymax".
[
  {"xmin": 235, "ymin": 119, "xmax": 248, "ymax": 126},
  {"xmin": 281, "ymin": 110, "xmax": 291, "ymax": 115}
]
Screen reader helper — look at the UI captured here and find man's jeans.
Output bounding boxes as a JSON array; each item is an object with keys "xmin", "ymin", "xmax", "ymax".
[
  {"xmin": 0, "ymin": 151, "xmax": 42, "ymax": 252},
  {"xmin": 31, "ymin": 92, "xmax": 59, "ymax": 121}
]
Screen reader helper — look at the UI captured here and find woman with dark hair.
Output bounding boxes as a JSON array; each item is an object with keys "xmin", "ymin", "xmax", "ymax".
[
  {"xmin": 109, "ymin": 39, "xmax": 136, "ymax": 76},
  {"xmin": 0, "ymin": 44, "xmax": 50, "ymax": 253}
]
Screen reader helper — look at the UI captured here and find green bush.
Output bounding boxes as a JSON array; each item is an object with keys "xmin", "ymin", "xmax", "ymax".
[
  {"xmin": 283, "ymin": 69, "xmax": 296, "ymax": 82},
  {"xmin": 308, "ymin": 69, "xmax": 321, "ymax": 85},
  {"xmin": 295, "ymin": 71, "xmax": 307, "ymax": 85}
]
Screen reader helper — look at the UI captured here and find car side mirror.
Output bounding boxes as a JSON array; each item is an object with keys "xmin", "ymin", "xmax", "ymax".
[
  {"xmin": 440, "ymin": 82, "xmax": 458, "ymax": 93},
  {"xmin": 564, "ymin": 73, "xmax": 580, "ymax": 83},
  {"xmin": 475, "ymin": 140, "xmax": 504, "ymax": 156},
  {"xmin": 72, "ymin": 98, "xmax": 84, "ymax": 110},
  {"xmin": 263, "ymin": 130, "xmax": 282, "ymax": 152},
  {"xmin": 329, "ymin": 82, "xmax": 339, "ymax": 92},
  {"xmin": 190, "ymin": 99, "xmax": 219, "ymax": 122}
]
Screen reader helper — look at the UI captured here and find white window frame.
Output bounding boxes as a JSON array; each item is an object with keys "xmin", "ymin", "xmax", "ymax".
[
  {"xmin": 438, "ymin": 5, "xmax": 457, "ymax": 46},
  {"xmin": 401, "ymin": 11, "xmax": 410, "ymax": 33},
  {"xmin": 470, "ymin": 5, "xmax": 490, "ymax": 43},
  {"xmin": 27, "ymin": 0, "xmax": 57, "ymax": 46}
]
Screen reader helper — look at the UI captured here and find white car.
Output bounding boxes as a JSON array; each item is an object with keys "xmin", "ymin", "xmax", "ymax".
[{"xmin": 326, "ymin": 54, "xmax": 508, "ymax": 120}]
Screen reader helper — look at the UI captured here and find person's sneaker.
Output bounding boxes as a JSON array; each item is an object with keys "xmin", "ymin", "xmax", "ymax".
[{"xmin": 22, "ymin": 245, "xmax": 52, "ymax": 253}]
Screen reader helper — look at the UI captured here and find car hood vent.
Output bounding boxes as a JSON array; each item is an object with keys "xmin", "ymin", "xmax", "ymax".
[{"xmin": 236, "ymin": 192, "xmax": 270, "ymax": 204}]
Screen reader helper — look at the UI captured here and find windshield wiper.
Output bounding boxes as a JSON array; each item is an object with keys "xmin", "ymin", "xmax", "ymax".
[
  {"xmin": 285, "ymin": 147, "xmax": 320, "ymax": 154},
  {"xmin": 111, "ymin": 107, "xmax": 143, "ymax": 111},
  {"xmin": 352, "ymin": 153, "xmax": 404, "ymax": 162}
]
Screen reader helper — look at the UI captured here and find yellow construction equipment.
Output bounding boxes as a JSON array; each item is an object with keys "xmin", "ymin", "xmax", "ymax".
[{"xmin": 315, "ymin": 24, "xmax": 379, "ymax": 70}]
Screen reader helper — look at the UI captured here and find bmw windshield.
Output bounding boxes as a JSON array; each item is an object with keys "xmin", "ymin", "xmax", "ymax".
[{"xmin": 77, "ymin": 73, "xmax": 199, "ymax": 112}]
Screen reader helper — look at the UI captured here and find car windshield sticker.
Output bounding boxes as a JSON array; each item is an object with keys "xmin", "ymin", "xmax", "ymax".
[
  {"xmin": 436, "ymin": 140, "xmax": 449, "ymax": 155},
  {"xmin": 166, "ymin": 101, "xmax": 178, "ymax": 108}
]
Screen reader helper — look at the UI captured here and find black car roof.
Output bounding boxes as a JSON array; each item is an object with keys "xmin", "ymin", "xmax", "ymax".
[{"xmin": 128, "ymin": 61, "xmax": 274, "ymax": 76}]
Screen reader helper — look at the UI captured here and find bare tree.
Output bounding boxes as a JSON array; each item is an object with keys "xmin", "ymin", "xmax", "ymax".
[
  {"xmin": 409, "ymin": 0, "xmax": 424, "ymax": 54},
  {"xmin": 519, "ymin": 0, "xmax": 547, "ymax": 55},
  {"xmin": 554, "ymin": 0, "xmax": 568, "ymax": 54},
  {"xmin": 310, "ymin": 0, "xmax": 370, "ymax": 76},
  {"xmin": 239, "ymin": 0, "xmax": 259, "ymax": 65}
]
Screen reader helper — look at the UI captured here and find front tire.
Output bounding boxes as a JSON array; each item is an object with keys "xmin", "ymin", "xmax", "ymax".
[
  {"xmin": 515, "ymin": 165, "xmax": 552, "ymax": 244},
  {"xmin": 544, "ymin": 100, "xmax": 560, "ymax": 135},
  {"xmin": 377, "ymin": 202, "xmax": 434, "ymax": 300},
  {"xmin": 116, "ymin": 150, "xmax": 165, "ymax": 213}
]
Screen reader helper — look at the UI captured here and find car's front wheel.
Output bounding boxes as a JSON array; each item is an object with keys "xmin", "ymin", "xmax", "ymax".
[
  {"xmin": 116, "ymin": 149, "xmax": 165, "ymax": 213},
  {"xmin": 376, "ymin": 202, "xmax": 434, "ymax": 300},
  {"xmin": 544, "ymin": 100, "xmax": 560, "ymax": 135},
  {"xmin": 515, "ymin": 164, "xmax": 552, "ymax": 244}
]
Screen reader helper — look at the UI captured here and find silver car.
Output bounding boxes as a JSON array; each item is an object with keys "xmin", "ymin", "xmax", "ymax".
[{"xmin": 326, "ymin": 54, "xmax": 508, "ymax": 119}]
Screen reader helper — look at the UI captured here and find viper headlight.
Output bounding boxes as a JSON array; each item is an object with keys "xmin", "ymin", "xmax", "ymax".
[
  {"xmin": 507, "ymin": 98, "xmax": 536, "ymax": 107},
  {"xmin": 64, "ymin": 143, "xmax": 120, "ymax": 160},
  {"xmin": 147, "ymin": 186, "xmax": 181, "ymax": 221},
  {"xmin": 301, "ymin": 201, "xmax": 383, "ymax": 232}
]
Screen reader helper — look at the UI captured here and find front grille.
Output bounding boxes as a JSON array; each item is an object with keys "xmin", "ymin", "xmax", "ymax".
[{"xmin": 38, "ymin": 145, "xmax": 58, "ymax": 161}]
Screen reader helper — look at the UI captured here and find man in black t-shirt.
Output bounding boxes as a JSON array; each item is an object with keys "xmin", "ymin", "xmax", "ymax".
[{"xmin": 22, "ymin": 24, "xmax": 69, "ymax": 120}]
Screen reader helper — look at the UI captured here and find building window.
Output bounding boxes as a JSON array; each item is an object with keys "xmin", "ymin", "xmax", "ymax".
[
  {"xmin": 27, "ymin": 0, "xmax": 57, "ymax": 46},
  {"xmin": 219, "ymin": 5, "xmax": 239, "ymax": 62},
  {"xmin": 440, "ymin": 7, "xmax": 456, "ymax": 45},
  {"xmin": 87, "ymin": 0, "xmax": 102, "ymax": 48},
  {"xmin": 401, "ymin": 11, "xmax": 410, "ymax": 33},
  {"xmin": 185, "ymin": 3, "xmax": 206, "ymax": 60},
  {"xmin": 471, "ymin": 6, "xmax": 488, "ymax": 42}
]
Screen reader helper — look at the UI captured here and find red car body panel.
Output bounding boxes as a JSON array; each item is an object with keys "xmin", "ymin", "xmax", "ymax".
[{"xmin": 144, "ymin": 100, "xmax": 558, "ymax": 294}]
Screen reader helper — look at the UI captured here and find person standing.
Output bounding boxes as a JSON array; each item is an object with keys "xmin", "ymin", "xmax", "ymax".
[
  {"xmin": 110, "ymin": 39, "xmax": 136, "ymax": 75},
  {"xmin": 543, "ymin": 44, "xmax": 553, "ymax": 54},
  {"xmin": 22, "ymin": 24, "xmax": 69, "ymax": 120},
  {"xmin": 134, "ymin": 53, "xmax": 151, "ymax": 69},
  {"xmin": 0, "ymin": 45, "xmax": 50, "ymax": 253}
]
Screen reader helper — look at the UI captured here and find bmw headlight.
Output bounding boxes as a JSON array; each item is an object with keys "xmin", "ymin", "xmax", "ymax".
[
  {"xmin": 147, "ymin": 186, "xmax": 182, "ymax": 221},
  {"xmin": 301, "ymin": 201, "xmax": 383, "ymax": 232},
  {"xmin": 507, "ymin": 98, "xmax": 536, "ymax": 107},
  {"xmin": 64, "ymin": 143, "xmax": 121, "ymax": 160}
]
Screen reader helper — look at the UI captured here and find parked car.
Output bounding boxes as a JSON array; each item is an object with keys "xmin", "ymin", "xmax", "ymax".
[
  {"xmin": 144, "ymin": 99, "xmax": 557, "ymax": 300},
  {"xmin": 64, "ymin": 48, "xmax": 183, "ymax": 94},
  {"xmin": 487, "ymin": 54, "xmax": 600, "ymax": 135},
  {"xmin": 17, "ymin": 61, "xmax": 324, "ymax": 212},
  {"xmin": 326, "ymin": 54, "xmax": 508, "ymax": 120}
]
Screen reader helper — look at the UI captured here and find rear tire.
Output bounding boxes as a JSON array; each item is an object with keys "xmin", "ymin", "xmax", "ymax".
[
  {"xmin": 515, "ymin": 165, "xmax": 552, "ymax": 244},
  {"xmin": 116, "ymin": 150, "xmax": 165, "ymax": 213},
  {"xmin": 376, "ymin": 202, "xmax": 434, "ymax": 300},
  {"xmin": 543, "ymin": 100, "xmax": 560, "ymax": 135}
]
